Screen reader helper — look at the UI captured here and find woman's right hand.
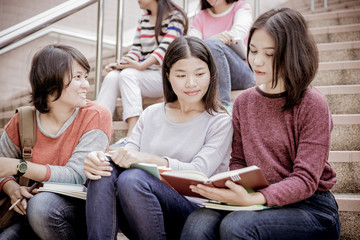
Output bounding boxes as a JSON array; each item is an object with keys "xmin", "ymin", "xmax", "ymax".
[
  {"xmin": 5, "ymin": 181, "xmax": 34, "ymax": 215},
  {"xmin": 84, "ymin": 151, "xmax": 113, "ymax": 180},
  {"xmin": 104, "ymin": 59, "xmax": 129, "ymax": 72},
  {"xmin": 105, "ymin": 62, "xmax": 119, "ymax": 72},
  {"xmin": 211, "ymin": 31, "xmax": 233, "ymax": 45}
]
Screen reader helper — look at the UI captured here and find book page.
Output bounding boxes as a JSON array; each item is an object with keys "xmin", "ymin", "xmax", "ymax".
[
  {"xmin": 161, "ymin": 170, "xmax": 208, "ymax": 182},
  {"xmin": 209, "ymin": 166, "xmax": 259, "ymax": 182}
]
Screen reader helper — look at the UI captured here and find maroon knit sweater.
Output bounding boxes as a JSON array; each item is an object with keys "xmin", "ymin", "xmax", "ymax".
[{"xmin": 230, "ymin": 86, "xmax": 337, "ymax": 206}]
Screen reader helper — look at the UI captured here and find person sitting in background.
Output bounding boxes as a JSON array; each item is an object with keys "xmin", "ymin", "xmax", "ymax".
[
  {"xmin": 84, "ymin": 36, "xmax": 233, "ymax": 240},
  {"xmin": 0, "ymin": 44, "xmax": 112, "ymax": 240},
  {"xmin": 181, "ymin": 8, "xmax": 341, "ymax": 240},
  {"xmin": 189, "ymin": 0, "xmax": 255, "ymax": 114},
  {"xmin": 97, "ymin": 0, "xmax": 188, "ymax": 147}
]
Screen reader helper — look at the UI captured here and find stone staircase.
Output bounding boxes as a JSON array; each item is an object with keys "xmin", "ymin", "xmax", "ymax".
[
  {"xmin": 278, "ymin": 0, "xmax": 360, "ymax": 239},
  {"xmin": 0, "ymin": 0, "xmax": 359, "ymax": 239}
]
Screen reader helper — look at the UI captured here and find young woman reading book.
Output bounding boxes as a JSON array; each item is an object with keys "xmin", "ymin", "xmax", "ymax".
[
  {"xmin": 84, "ymin": 36, "xmax": 233, "ymax": 239},
  {"xmin": 0, "ymin": 45, "xmax": 112, "ymax": 239},
  {"xmin": 181, "ymin": 8, "xmax": 341, "ymax": 240}
]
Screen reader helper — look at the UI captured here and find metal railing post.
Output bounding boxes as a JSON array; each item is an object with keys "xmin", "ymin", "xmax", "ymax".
[
  {"xmin": 183, "ymin": 0, "xmax": 189, "ymax": 14},
  {"xmin": 116, "ymin": 0, "xmax": 125, "ymax": 61},
  {"xmin": 324, "ymin": 0, "xmax": 328, "ymax": 8},
  {"xmin": 254, "ymin": 0, "xmax": 260, "ymax": 19},
  {"xmin": 311, "ymin": 0, "xmax": 315, "ymax": 11},
  {"xmin": 95, "ymin": 0, "xmax": 104, "ymax": 99}
]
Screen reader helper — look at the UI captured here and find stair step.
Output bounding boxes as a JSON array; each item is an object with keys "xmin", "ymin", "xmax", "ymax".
[
  {"xmin": 329, "ymin": 150, "xmax": 360, "ymax": 163},
  {"xmin": 334, "ymin": 193, "xmax": 360, "ymax": 239},
  {"xmin": 310, "ymin": 23, "xmax": 360, "ymax": 43},
  {"xmin": 318, "ymin": 41, "xmax": 360, "ymax": 62},
  {"xmin": 330, "ymin": 151, "xmax": 360, "ymax": 193},
  {"xmin": 317, "ymin": 85, "xmax": 360, "ymax": 114},
  {"xmin": 305, "ymin": 9, "xmax": 360, "ymax": 27},
  {"xmin": 331, "ymin": 114, "xmax": 360, "ymax": 151},
  {"xmin": 300, "ymin": 0, "xmax": 360, "ymax": 14},
  {"xmin": 314, "ymin": 60, "xmax": 360, "ymax": 86}
]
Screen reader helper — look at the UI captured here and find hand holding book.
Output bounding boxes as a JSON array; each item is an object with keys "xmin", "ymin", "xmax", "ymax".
[{"xmin": 160, "ymin": 166, "xmax": 268, "ymax": 199}]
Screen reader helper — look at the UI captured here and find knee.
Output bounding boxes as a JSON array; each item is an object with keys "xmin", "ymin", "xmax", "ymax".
[
  {"xmin": 117, "ymin": 169, "xmax": 151, "ymax": 196},
  {"xmin": 101, "ymin": 71, "xmax": 121, "ymax": 88},
  {"xmin": 27, "ymin": 193, "xmax": 58, "ymax": 228},
  {"xmin": 220, "ymin": 212, "xmax": 258, "ymax": 239},
  {"xmin": 182, "ymin": 208, "xmax": 222, "ymax": 239},
  {"xmin": 118, "ymin": 68, "xmax": 137, "ymax": 85},
  {"xmin": 88, "ymin": 162, "xmax": 122, "ymax": 193},
  {"xmin": 205, "ymin": 38, "xmax": 224, "ymax": 51}
]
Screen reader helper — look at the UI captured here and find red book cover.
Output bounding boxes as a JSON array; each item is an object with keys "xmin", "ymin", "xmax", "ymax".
[{"xmin": 160, "ymin": 166, "xmax": 269, "ymax": 198}]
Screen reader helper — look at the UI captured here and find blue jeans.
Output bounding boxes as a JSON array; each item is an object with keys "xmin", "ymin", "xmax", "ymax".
[
  {"xmin": 181, "ymin": 191, "xmax": 341, "ymax": 240},
  {"xmin": 86, "ymin": 162, "xmax": 200, "ymax": 240},
  {"xmin": 205, "ymin": 38, "xmax": 255, "ymax": 106},
  {"xmin": 0, "ymin": 215, "xmax": 38, "ymax": 240},
  {"xmin": 27, "ymin": 192, "xmax": 87, "ymax": 240}
]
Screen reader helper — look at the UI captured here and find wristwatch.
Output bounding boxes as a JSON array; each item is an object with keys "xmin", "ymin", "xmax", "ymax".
[{"xmin": 17, "ymin": 159, "xmax": 28, "ymax": 176}]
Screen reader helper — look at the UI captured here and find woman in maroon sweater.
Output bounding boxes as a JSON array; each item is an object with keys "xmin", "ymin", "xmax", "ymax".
[{"xmin": 181, "ymin": 8, "xmax": 341, "ymax": 240}]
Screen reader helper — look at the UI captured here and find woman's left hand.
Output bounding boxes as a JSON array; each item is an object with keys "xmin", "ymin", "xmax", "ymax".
[
  {"xmin": 84, "ymin": 151, "xmax": 112, "ymax": 180},
  {"xmin": 190, "ymin": 181, "xmax": 258, "ymax": 206},
  {"xmin": 110, "ymin": 148, "xmax": 144, "ymax": 168}
]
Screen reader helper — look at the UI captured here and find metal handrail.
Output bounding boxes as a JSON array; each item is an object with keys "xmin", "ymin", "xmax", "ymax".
[
  {"xmin": 0, "ymin": 0, "xmax": 104, "ymax": 98},
  {"xmin": 0, "ymin": 0, "xmax": 99, "ymax": 49},
  {"xmin": 311, "ymin": 0, "xmax": 328, "ymax": 11}
]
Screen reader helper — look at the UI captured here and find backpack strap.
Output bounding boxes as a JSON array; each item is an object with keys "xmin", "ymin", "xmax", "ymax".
[{"xmin": 15, "ymin": 106, "xmax": 36, "ymax": 162}]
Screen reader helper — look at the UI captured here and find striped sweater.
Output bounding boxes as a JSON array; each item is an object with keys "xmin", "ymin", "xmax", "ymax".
[{"xmin": 126, "ymin": 10, "xmax": 186, "ymax": 66}]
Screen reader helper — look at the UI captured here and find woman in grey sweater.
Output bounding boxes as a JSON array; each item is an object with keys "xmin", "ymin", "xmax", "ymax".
[{"xmin": 84, "ymin": 36, "xmax": 233, "ymax": 240}]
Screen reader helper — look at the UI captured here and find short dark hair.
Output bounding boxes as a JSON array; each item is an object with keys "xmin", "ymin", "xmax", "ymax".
[
  {"xmin": 247, "ymin": 8, "xmax": 318, "ymax": 111},
  {"xmin": 162, "ymin": 36, "xmax": 224, "ymax": 114},
  {"xmin": 200, "ymin": 0, "xmax": 238, "ymax": 10},
  {"xmin": 29, "ymin": 44, "xmax": 90, "ymax": 113}
]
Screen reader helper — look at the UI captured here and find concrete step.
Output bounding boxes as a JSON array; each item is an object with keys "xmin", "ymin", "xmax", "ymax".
[
  {"xmin": 305, "ymin": 9, "xmax": 360, "ymax": 28},
  {"xmin": 300, "ymin": 0, "xmax": 360, "ymax": 15},
  {"xmin": 335, "ymin": 193, "xmax": 360, "ymax": 240},
  {"xmin": 331, "ymin": 114, "xmax": 360, "ymax": 151},
  {"xmin": 317, "ymin": 85, "xmax": 360, "ymax": 114},
  {"xmin": 313, "ymin": 60, "xmax": 360, "ymax": 86},
  {"xmin": 280, "ymin": 0, "xmax": 358, "ymax": 12},
  {"xmin": 330, "ymin": 151, "xmax": 360, "ymax": 193},
  {"xmin": 318, "ymin": 41, "xmax": 360, "ymax": 62},
  {"xmin": 310, "ymin": 23, "xmax": 360, "ymax": 44}
]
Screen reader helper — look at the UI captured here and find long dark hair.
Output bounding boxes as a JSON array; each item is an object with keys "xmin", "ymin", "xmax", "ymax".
[
  {"xmin": 148, "ymin": 0, "xmax": 189, "ymax": 44},
  {"xmin": 200, "ymin": 0, "xmax": 238, "ymax": 10},
  {"xmin": 30, "ymin": 44, "xmax": 90, "ymax": 113},
  {"xmin": 162, "ymin": 36, "xmax": 224, "ymax": 114},
  {"xmin": 247, "ymin": 8, "xmax": 318, "ymax": 111}
]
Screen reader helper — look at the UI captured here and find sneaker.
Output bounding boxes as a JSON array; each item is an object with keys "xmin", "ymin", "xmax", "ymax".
[
  {"xmin": 110, "ymin": 137, "xmax": 128, "ymax": 149},
  {"xmin": 223, "ymin": 104, "xmax": 233, "ymax": 117}
]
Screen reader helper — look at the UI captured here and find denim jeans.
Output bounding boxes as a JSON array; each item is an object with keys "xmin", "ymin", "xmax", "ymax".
[
  {"xmin": 181, "ymin": 191, "xmax": 341, "ymax": 240},
  {"xmin": 27, "ymin": 192, "xmax": 87, "ymax": 240},
  {"xmin": 0, "ymin": 215, "xmax": 39, "ymax": 240},
  {"xmin": 205, "ymin": 38, "xmax": 255, "ymax": 106},
  {"xmin": 86, "ymin": 162, "xmax": 200, "ymax": 240}
]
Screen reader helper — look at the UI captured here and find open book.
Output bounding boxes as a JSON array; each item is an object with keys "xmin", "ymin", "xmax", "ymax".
[
  {"xmin": 130, "ymin": 163, "xmax": 171, "ymax": 180},
  {"xmin": 202, "ymin": 201, "xmax": 271, "ymax": 211},
  {"xmin": 160, "ymin": 166, "xmax": 268, "ymax": 198},
  {"xmin": 38, "ymin": 182, "xmax": 87, "ymax": 200}
]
